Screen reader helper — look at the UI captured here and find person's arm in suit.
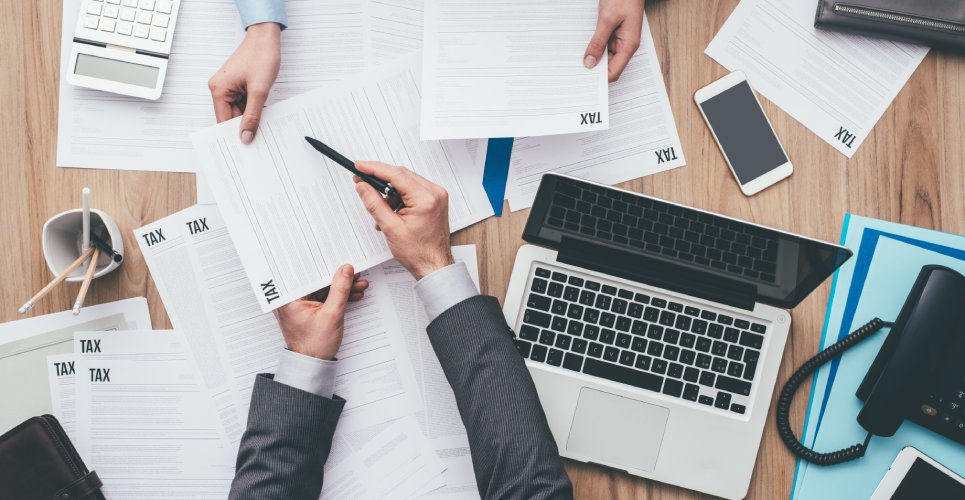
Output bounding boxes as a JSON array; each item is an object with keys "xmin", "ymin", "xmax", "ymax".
[
  {"xmin": 354, "ymin": 162, "xmax": 574, "ymax": 500},
  {"xmin": 228, "ymin": 265, "xmax": 369, "ymax": 500}
]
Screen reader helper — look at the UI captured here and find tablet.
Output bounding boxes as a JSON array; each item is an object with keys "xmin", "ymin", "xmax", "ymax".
[{"xmin": 870, "ymin": 447, "xmax": 965, "ymax": 500}]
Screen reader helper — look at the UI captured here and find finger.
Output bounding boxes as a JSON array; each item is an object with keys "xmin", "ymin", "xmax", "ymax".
[
  {"xmin": 240, "ymin": 86, "xmax": 270, "ymax": 144},
  {"xmin": 355, "ymin": 161, "xmax": 429, "ymax": 204},
  {"xmin": 351, "ymin": 280, "xmax": 369, "ymax": 292},
  {"xmin": 607, "ymin": 29, "xmax": 640, "ymax": 82},
  {"xmin": 321, "ymin": 264, "xmax": 355, "ymax": 316},
  {"xmin": 355, "ymin": 181, "xmax": 400, "ymax": 232},
  {"xmin": 349, "ymin": 292, "xmax": 365, "ymax": 302},
  {"xmin": 585, "ymin": 14, "xmax": 619, "ymax": 70},
  {"xmin": 211, "ymin": 93, "xmax": 234, "ymax": 123}
]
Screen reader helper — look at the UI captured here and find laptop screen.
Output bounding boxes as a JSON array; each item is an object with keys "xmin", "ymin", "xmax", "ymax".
[{"xmin": 523, "ymin": 174, "xmax": 852, "ymax": 309}]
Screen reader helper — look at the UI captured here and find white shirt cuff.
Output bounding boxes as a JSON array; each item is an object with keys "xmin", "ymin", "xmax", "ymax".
[
  {"xmin": 414, "ymin": 262, "xmax": 480, "ymax": 322},
  {"xmin": 273, "ymin": 349, "xmax": 337, "ymax": 398}
]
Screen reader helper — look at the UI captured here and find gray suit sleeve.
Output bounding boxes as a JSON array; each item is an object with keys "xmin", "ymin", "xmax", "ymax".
[
  {"xmin": 228, "ymin": 374, "xmax": 344, "ymax": 500},
  {"xmin": 426, "ymin": 295, "xmax": 573, "ymax": 500}
]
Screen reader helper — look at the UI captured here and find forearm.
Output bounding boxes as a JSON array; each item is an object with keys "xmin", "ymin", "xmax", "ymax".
[
  {"xmin": 228, "ymin": 374, "xmax": 343, "ymax": 500},
  {"xmin": 425, "ymin": 295, "xmax": 573, "ymax": 500}
]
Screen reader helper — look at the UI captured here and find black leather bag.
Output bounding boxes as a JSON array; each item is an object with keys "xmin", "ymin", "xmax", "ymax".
[{"xmin": 814, "ymin": 0, "xmax": 965, "ymax": 52}]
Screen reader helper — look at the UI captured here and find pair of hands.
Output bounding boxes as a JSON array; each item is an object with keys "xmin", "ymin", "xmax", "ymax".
[
  {"xmin": 208, "ymin": 0, "xmax": 646, "ymax": 144},
  {"xmin": 272, "ymin": 162, "xmax": 453, "ymax": 360}
]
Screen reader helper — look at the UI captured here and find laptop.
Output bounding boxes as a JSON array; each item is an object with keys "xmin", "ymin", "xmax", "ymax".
[
  {"xmin": 503, "ymin": 174, "xmax": 851, "ymax": 499},
  {"xmin": 67, "ymin": 0, "xmax": 183, "ymax": 99}
]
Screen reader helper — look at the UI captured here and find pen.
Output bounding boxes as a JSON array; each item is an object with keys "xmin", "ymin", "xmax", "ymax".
[
  {"xmin": 304, "ymin": 136, "xmax": 399, "ymax": 198},
  {"xmin": 81, "ymin": 188, "xmax": 91, "ymax": 251},
  {"xmin": 91, "ymin": 233, "xmax": 123, "ymax": 264}
]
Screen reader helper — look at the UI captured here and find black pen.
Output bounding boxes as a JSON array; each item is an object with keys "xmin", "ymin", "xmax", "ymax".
[
  {"xmin": 90, "ymin": 233, "xmax": 123, "ymax": 263},
  {"xmin": 304, "ymin": 136, "xmax": 399, "ymax": 198}
]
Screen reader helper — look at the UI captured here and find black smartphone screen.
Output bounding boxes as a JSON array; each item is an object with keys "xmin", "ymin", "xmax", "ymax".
[
  {"xmin": 890, "ymin": 457, "xmax": 965, "ymax": 499},
  {"xmin": 700, "ymin": 81, "xmax": 788, "ymax": 184}
]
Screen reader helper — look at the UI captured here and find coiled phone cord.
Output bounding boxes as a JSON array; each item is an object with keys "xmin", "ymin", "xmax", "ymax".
[{"xmin": 774, "ymin": 317, "xmax": 894, "ymax": 465}]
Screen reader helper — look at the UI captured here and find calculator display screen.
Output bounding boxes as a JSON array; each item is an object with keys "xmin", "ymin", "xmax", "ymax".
[{"xmin": 74, "ymin": 54, "xmax": 159, "ymax": 89}]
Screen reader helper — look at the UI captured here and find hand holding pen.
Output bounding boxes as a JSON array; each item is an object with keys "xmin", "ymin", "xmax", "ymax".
[{"xmin": 304, "ymin": 137, "xmax": 402, "ymax": 210}]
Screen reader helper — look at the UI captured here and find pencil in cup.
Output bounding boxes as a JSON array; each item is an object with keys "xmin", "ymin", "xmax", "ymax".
[
  {"xmin": 72, "ymin": 247, "xmax": 101, "ymax": 315},
  {"xmin": 19, "ymin": 246, "xmax": 96, "ymax": 314}
]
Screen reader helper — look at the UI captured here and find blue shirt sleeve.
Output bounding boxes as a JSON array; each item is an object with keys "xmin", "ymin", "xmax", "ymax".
[{"xmin": 233, "ymin": 0, "xmax": 288, "ymax": 30}]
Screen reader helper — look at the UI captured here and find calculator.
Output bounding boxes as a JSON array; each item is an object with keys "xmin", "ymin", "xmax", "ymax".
[{"xmin": 66, "ymin": 0, "xmax": 182, "ymax": 100}]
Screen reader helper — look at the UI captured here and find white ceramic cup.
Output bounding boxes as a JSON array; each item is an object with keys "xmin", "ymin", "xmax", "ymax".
[{"xmin": 41, "ymin": 208, "xmax": 123, "ymax": 282}]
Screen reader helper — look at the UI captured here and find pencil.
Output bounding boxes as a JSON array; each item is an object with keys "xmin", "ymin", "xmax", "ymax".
[
  {"xmin": 72, "ymin": 247, "xmax": 100, "ymax": 315},
  {"xmin": 18, "ymin": 246, "xmax": 96, "ymax": 314}
]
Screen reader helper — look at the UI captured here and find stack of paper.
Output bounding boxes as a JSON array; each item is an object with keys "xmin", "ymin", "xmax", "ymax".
[
  {"xmin": 131, "ymin": 204, "xmax": 482, "ymax": 498},
  {"xmin": 791, "ymin": 215, "xmax": 964, "ymax": 500}
]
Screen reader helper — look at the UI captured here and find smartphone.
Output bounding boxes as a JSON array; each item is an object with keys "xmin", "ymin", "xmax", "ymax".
[
  {"xmin": 694, "ymin": 71, "xmax": 792, "ymax": 196},
  {"xmin": 870, "ymin": 447, "xmax": 965, "ymax": 500}
]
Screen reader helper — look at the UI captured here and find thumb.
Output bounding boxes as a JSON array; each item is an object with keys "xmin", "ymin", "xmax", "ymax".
[
  {"xmin": 584, "ymin": 16, "xmax": 616, "ymax": 69},
  {"xmin": 355, "ymin": 182, "xmax": 398, "ymax": 230},
  {"xmin": 240, "ymin": 87, "xmax": 269, "ymax": 144},
  {"xmin": 322, "ymin": 264, "xmax": 354, "ymax": 316}
]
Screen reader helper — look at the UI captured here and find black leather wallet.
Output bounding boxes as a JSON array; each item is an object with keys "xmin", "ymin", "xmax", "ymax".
[
  {"xmin": 815, "ymin": 1, "xmax": 965, "ymax": 52},
  {"xmin": 0, "ymin": 415, "xmax": 104, "ymax": 500}
]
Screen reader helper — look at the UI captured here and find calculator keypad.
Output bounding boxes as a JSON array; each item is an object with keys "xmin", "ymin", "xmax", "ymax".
[{"xmin": 80, "ymin": 0, "xmax": 172, "ymax": 44}]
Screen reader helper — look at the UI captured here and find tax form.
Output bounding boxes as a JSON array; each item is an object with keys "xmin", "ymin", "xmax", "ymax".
[
  {"xmin": 370, "ymin": 245, "xmax": 481, "ymax": 499},
  {"xmin": 705, "ymin": 0, "xmax": 929, "ymax": 158},
  {"xmin": 420, "ymin": 0, "xmax": 609, "ymax": 140},
  {"xmin": 74, "ymin": 330, "xmax": 235, "ymax": 499},
  {"xmin": 191, "ymin": 55, "xmax": 493, "ymax": 312},
  {"xmin": 135, "ymin": 204, "xmax": 423, "ymax": 438},
  {"xmin": 46, "ymin": 354, "xmax": 78, "ymax": 441},
  {"xmin": 57, "ymin": 0, "xmax": 366, "ymax": 172},
  {"xmin": 506, "ymin": 16, "xmax": 685, "ymax": 211}
]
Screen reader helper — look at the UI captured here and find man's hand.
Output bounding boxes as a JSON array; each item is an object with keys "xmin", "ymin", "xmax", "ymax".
[
  {"xmin": 273, "ymin": 264, "xmax": 369, "ymax": 360},
  {"xmin": 208, "ymin": 22, "xmax": 281, "ymax": 144},
  {"xmin": 584, "ymin": 0, "xmax": 645, "ymax": 82},
  {"xmin": 353, "ymin": 162, "xmax": 454, "ymax": 281}
]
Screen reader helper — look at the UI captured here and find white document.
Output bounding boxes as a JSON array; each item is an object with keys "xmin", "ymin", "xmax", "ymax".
[
  {"xmin": 46, "ymin": 353, "xmax": 78, "ymax": 441},
  {"xmin": 365, "ymin": 0, "xmax": 425, "ymax": 67},
  {"xmin": 191, "ymin": 55, "xmax": 493, "ymax": 312},
  {"xmin": 506, "ymin": 15, "xmax": 685, "ymax": 211},
  {"xmin": 370, "ymin": 245, "xmax": 481, "ymax": 499},
  {"xmin": 420, "ymin": 0, "xmax": 608, "ymax": 140},
  {"xmin": 74, "ymin": 330, "xmax": 235, "ymax": 499},
  {"xmin": 705, "ymin": 0, "xmax": 929, "ymax": 158},
  {"xmin": 0, "ymin": 297, "xmax": 151, "ymax": 434},
  {"xmin": 57, "ymin": 0, "xmax": 366, "ymax": 173},
  {"xmin": 135, "ymin": 204, "xmax": 424, "ymax": 436}
]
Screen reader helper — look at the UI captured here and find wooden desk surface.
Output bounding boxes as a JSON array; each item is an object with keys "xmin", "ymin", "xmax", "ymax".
[{"xmin": 2, "ymin": 0, "xmax": 962, "ymax": 498}]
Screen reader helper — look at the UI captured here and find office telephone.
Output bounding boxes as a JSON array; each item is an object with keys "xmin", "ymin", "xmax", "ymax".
[{"xmin": 776, "ymin": 265, "xmax": 965, "ymax": 465}]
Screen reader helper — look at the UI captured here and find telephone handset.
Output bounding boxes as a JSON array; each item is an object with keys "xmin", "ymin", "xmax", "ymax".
[{"xmin": 776, "ymin": 265, "xmax": 965, "ymax": 465}]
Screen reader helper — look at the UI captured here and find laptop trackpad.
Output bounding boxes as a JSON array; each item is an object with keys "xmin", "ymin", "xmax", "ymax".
[{"xmin": 566, "ymin": 388, "xmax": 669, "ymax": 472}]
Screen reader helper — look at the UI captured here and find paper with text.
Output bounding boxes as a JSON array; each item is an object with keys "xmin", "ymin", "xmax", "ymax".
[
  {"xmin": 191, "ymin": 55, "xmax": 492, "ymax": 311},
  {"xmin": 420, "ymin": 0, "xmax": 608, "ymax": 140},
  {"xmin": 369, "ymin": 245, "xmax": 481, "ymax": 498},
  {"xmin": 705, "ymin": 0, "xmax": 928, "ymax": 158},
  {"xmin": 506, "ymin": 16, "xmax": 685, "ymax": 211},
  {"xmin": 46, "ymin": 353, "xmax": 78, "ymax": 442},
  {"xmin": 74, "ymin": 330, "xmax": 235, "ymax": 499}
]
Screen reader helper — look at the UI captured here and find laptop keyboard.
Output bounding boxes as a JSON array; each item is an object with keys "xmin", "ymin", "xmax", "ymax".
[
  {"xmin": 545, "ymin": 178, "xmax": 780, "ymax": 283},
  {"xmin": 515, "ymin": 264, "xmax": 770, "ymax": 416}
]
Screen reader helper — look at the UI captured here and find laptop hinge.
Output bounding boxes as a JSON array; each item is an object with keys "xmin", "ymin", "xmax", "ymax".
[{"xmin": 557, "ymin": 236, "xmax": 758, "ymax": 311}]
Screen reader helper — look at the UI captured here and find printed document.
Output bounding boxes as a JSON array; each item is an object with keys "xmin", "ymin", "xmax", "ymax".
[
  {"xmin": 46, "ymin": 353, "xmax": 78, "ymax": 441},
  {"xmin": 506, "ymin": 16, "xmax": 685, "ymax": 211},
  {"xmin": 420, "ymin": 0, "xmax": 609, "ymax": 140},
  {"xmin": 0, "ymin": 297, "xmax": 151, "ymax": 434},
  {"xmin": 705, "ymin": 0, "xmax": 928, "ymax": 158},
  {"xmin": 74, "ymin": 330, "xmax": 235, "ymax": 499},
  {"xmin": 191, "ymin": 55, "xmax": 492, "ymax": 312},
  {"xmin": 56, "ymin": 0, "xmax": 366, "ymax": 173},
  {"xmin": 369, "ymin": 245, "xmax": 481, "ymax": 498}
]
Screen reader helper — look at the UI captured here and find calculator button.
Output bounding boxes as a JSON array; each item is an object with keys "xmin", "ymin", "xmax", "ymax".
[
  {"xmin": 83, "ymin": 16, "xmax": 100, "ymax": 29},
  {"xmin": 122, "ymin": 0, "xmax": 138, "ymax": 6},
  {"xmin": 99, "ymin": 19, "xmax": 116, "ymax": 32},
  {"xmin": 139, "ymin": 0, "xmax": 156, "ymax": 10},
  {"xmin": 153, "ymin": 14, "xmax": 169, "ymax": 28},
  {"xmin": 106, "ymin": 0, "xmax": 121, "ymax": 4},
  {"xmin": 120, "ymin": 8, "xmax": 136, "ymax": 21},
  {"xmin": 103, "ymin": 5, "xmax": 119, "ymax": 18},
  {"xmin": 137, "ymin": 11, "xmax": 153, "ymax": 24},
  {"xmin": 86, "ymin": 3, "xmax": 103, "ymax": 15},
  {"xmin": 156, "ymin": 1, "xmax": 173, "ymax": 14},
  {"xmin": 133, "ymin": 24, "xmax": 149, "ymax": 38},
  {"xmin": 149, "ymin": 28, "xmax": 166, "ymax": 41},
  {"xmin": 116, "ymin": 21, "xmax": 133, "ymax": 35}
]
